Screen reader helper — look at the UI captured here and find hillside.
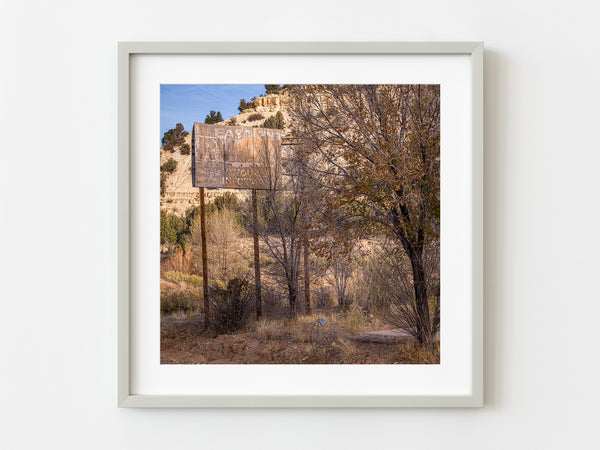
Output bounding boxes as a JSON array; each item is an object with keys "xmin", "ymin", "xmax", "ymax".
[{"xmin": 160, "ymin": 91, "xmax": 293, "ymax": 215}]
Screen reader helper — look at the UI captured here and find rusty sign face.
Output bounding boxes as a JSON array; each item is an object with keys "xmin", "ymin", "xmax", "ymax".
[{"xmin": 191, "ymin": 123, "xmax": 282, "ymax": 189}]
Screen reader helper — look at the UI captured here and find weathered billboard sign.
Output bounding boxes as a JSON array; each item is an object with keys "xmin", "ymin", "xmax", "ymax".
[{"xmin": 191, "ymin": 123, "xmax": 281, "ymax": 189}]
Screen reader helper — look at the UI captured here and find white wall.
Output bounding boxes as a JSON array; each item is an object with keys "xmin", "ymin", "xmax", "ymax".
[{"xmin": 1, "ymin": 1, "xmax": 598, "ymax": 449}]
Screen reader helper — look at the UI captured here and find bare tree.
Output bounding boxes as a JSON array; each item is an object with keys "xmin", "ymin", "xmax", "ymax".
[
  {"xmin": 290, "ymin": 84, "xmax": 440, "ymax": 345},
  {"xmin": 252, "ymin": 133, "xmax": 308, "ymax": 314},
  {"xmin": 327, "ymin": 256, "xmax": 353, "ymax": 310},
  {"xmin": 192, "ymin": 208, "xmax": 245, "ymax": 282},
  {"xmin": 325, "ymin": 241, "xmax": 359, "ymax": 310}
]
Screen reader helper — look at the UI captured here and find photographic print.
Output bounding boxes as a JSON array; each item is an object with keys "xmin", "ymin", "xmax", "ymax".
[{"xmin": 159, "ymin": 84, "xmax": 441, "ymax": 365}]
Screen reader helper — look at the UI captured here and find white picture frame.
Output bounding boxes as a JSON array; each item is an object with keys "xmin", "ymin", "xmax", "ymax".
[{"xmin": 118, "ymin": 42, "xmax": 483, "ymax": 407}]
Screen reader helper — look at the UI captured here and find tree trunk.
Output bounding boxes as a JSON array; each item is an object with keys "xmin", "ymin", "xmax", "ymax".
[
  {"xmin": 199, "ymin": 187, "xmax": 209, "ymax": 330},
  {"xmin": 338, "ymin": 292, "xmax": 344, "ymax": 310},
  {"xmin": 303, "ymin": 242, "xmax": 311, "ymax": 314},
  {"xmin": 288, "ymin": 282, "xmax": 298, "ymax": 314},
  {"xmin": 408, "ymin": 246, "xmax": 431, "ymax": 346}
]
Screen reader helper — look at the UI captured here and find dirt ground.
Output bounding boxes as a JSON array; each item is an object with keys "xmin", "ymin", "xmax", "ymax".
[{"xmin": 160, "ymin": 315, "xmax": 440, "ymax": 365}]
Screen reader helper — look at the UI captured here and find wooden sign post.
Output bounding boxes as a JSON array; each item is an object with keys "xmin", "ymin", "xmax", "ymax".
[
  {"xmin": 252, "ymin": 189, "xmax": 262, "ymax": 319},
  {"xmin": 199, "ymin": 187, "xmax": 209, "ymax": 330},
  {"xmin": 191, "ymin": 123, "xmax": 281, "ymax": 324}
]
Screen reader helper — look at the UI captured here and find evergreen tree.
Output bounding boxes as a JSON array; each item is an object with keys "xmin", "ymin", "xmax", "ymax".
[
  {"xmin": 264, "ymin": 84, "xmax": 281, "ymax": 95},
  {"xmin": 262, "ymin": 111, "xmax": 285, "ymax": 129},
  {"xmin": 238, "ymin": 98, "xmax": 251, "ymax": 112},
  {"xmin": 160, "ymin": 158, "xmax": 178, "ymax": 173},
  {"xmin": 161, "ymin": 123, "xmax": 189, "ymax": 152},
  {"xmin": 204, "ymin": 110, "xmax": 223, "ymax": 124}
]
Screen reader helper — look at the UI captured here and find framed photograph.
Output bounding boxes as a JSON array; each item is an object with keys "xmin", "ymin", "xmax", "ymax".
[{"xmin": 118, "ymin": 42, "xmax": 483, "ymax": 407}]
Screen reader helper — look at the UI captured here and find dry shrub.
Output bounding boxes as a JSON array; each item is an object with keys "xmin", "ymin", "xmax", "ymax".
[
  {"xmin": 161, "ymin": 291, "xmax": 200, "ymax": 315},
  {"xmin": 314, "ymin": 287, "xmax": 335, "ymax": 308},
  {"xmin": 261, "ymin": 287, "xmax": 288, "ymax": 318},
  {"xmin": 247, "ymin": 113, "xmax": 265, "ymax": 122},
  {"xmin": 362, "ymin": 239, "xmax": 440, "ymax": 342},
  {"xmin": 341, "ymin": 304, "xmax": 368, "ymax": 335},
  {"xmin": 210, "ymin": 277, "xmax": 254, "ymax": 335}
]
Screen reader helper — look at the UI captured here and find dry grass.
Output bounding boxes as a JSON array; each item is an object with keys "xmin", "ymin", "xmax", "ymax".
[
  {"xmin": 332, "ymin": 338, "xmax": 359, "ymax": 358},
  {"xmin": 282, "ymin": 308, "xmax": 373, "ymax": 345},
  {"xmin": 289, "ymin": 320, "xmax": 313, "ymax": 343},
  {"xmin": 161, "ymin": 303, "xmax": 440, "ymax": 364},
  {"xmin": 161, "ymin": 321, "xmax": 439, "ymax": 364},
  {"xmin": 395, "ymin": 341, "xmax": 440, "ymax": 364},
  {"xmin": 163, "ymin": 271, "xmax": 202, "ymax": 289},
  {"xmin": 168, "ymin": 311, "xmax": 192, "ymax": 321},
  {"xmin": 256, "ymin": 318, "xmax": 277, "ymax": 339},
  {"xmin": 287, "ymin": 313, "xmax": 336, "ymax": 344}
]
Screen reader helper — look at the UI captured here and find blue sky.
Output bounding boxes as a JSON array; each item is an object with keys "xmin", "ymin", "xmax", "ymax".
[{"xmin": 160, "ymin": 84, "xmax": 266, "ymax": 138}]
